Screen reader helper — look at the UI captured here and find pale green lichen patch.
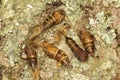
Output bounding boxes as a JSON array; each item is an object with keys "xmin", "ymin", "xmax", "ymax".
[
  {"xmin": 2, "ymin": 34, "xmax": 20, "ymax": 67},
  {"xmin": 88, "ymin": 11, "xmax": 116, "ymax": 45},
  {"xmin": 12, "ymin": 0, "xmax": 46, "ymax": 23},
  {"xmin": 0, "ymin": 0, "xmax": 14, "ymax": 19}
]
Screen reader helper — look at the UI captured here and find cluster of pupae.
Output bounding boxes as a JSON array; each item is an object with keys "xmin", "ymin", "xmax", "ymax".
[{"xmin": 20, "ymin": 1, "xmax": 95, "ymax": 79}]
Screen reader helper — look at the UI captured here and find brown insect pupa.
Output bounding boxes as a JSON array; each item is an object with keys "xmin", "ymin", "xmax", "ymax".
[
  {"xmin": 78, "ymin": 29, "xmax": 95, "ymax": 57},
  {"xmin": 21, "ymin": 45, "xmax": 37, "ymax": 70},
  {"xmin": 65, "ymin": 36, "xmax": 88, "ymax": 62},
  {"xmin": 43, "ymin": 9, "xmax": 65, "ymax": 30},
  {"xmin": 41, "ymin": 41, "xmax": 70, "ymax": 67}
]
